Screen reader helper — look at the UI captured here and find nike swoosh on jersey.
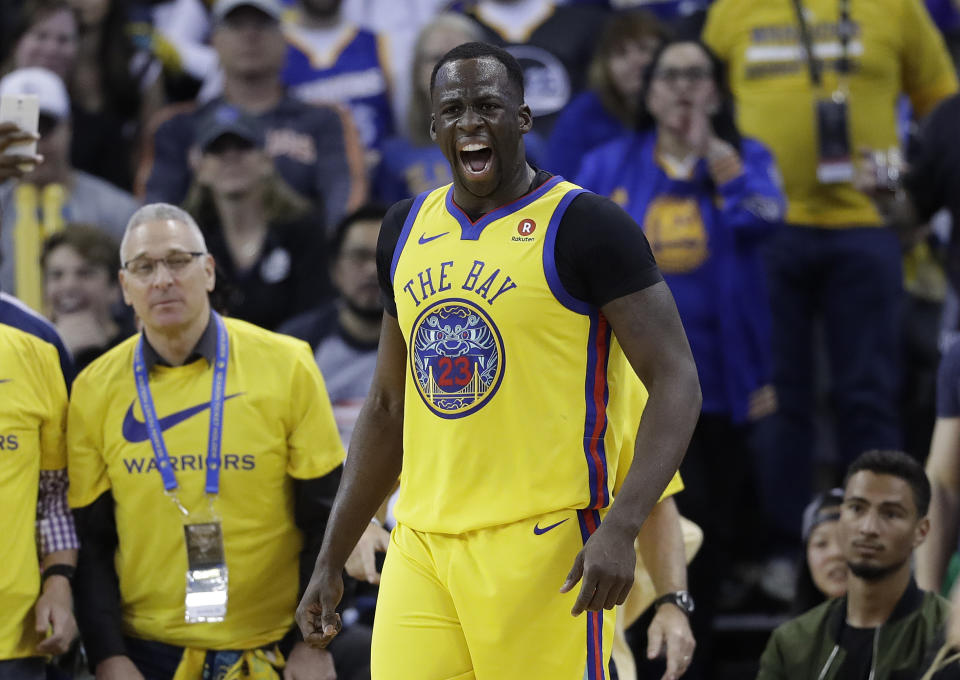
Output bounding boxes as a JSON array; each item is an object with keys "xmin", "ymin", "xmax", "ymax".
[
  {"xmin": 418, "ymin": 232, "xmax": 449, "ymax": 245},
  {"xmin": 122, "ymin": 393, "xmax": 242, "ymax": 443},
  {"xmin": 533, "ymin": 518, "xmax": 569, "ymax": 535}
]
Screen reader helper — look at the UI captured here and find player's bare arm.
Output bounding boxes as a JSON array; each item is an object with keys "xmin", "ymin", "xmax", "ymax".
[
  {"xmin": 916, "ymin": 416, "xmax": 960, "ymax": 591},
  {"xmin": 562, "ymin": 282, "xmax": 700, "ymax": 615},
  {"xmin": 636, "ymin": 498, "xmax": 695, "ymax": 680},
  {"xmin": 296, "ymin": 314, "xmax": 407, "ymax": 648}
]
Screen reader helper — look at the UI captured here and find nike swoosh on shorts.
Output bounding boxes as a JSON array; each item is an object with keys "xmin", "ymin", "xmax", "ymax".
[
  {"xmin": 122, "ymin": 393, "xmax": 242, "ymax": 443},
  {"xmin": 533, "ymin": 518, "xmax": 570, "ymax": 535}
]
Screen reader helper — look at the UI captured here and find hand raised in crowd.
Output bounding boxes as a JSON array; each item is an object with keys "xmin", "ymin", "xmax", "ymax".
[
  {"xmin": 95, "ymin": 655, "xmax": 146, "ymax": 680},
  {"xmin": 296, "ymin": 563, "xmax": 345, "ymax": 649},
  {"xmin": 0, "ymin": 121, "xmax": 42, "ymax": 181},
  {"xmin": 646, "ymin": 603, "xmax": 696, "ymax": 680},
  {"xmin": 34, "ymin": 574, "xmax": 77, "ymax": 655},
  {"xmin": 560, "ymin": 521, "xmax": 637, "ymax": 615},
  {"xmin": 284, "ymin": 642, "xmax": 337, "ymax": 680},
  {"xmin": 344, "ymin": 521, "xmax": 391, "ymax": 585}
]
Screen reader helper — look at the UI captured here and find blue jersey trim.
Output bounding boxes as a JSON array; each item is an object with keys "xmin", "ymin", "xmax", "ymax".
[
  {"xmin": 542, "ymin": 188, "xmax": 592, "ymax": 315},
  {"xmin": 390, "ymin": 190, "xmax": 431, "ymax": 285},
  {"xmin": 444, "ymin": 175, "xmax": 564, "ymax": 240},
  {"xmin": 582, "ymin": 313, "xmax": 611, "ymax": 510}
]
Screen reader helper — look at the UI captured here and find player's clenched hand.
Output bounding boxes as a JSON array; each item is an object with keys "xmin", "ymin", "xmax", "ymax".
[
  {"xmin": 344, "ymin": 522, "xmax": 390, "ymax": 584},
  {"xmin": 647, "ymin": 604, "xmax": 695, "ymax": 680},
  {"xmin": 559, "ymin": 521, "xmax": 636, "ymax": 615},
  {"xmin": 296, "ymin": 566, "xmax": 344, "ymax": 649}
]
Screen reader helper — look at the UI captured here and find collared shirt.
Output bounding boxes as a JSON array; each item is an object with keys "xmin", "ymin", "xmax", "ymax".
[{"xmin": 140, "ymin": 313, "xmax": 217, "ymax": 371}]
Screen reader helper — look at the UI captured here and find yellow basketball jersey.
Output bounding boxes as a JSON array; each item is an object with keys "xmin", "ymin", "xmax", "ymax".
[{"xmin": 391, "ymin": 177, "xmax": 641, "ymax": 534}]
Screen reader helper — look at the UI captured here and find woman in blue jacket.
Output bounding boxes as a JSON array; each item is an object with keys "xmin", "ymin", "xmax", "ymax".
[{"xmin": 576, "ymin": 37, "xmax": 785, "ymax": 664}]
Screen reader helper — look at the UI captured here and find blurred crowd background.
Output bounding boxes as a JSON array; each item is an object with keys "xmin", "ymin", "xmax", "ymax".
[{"xmin": 3, "ymin": 0, "xmax": 960, "ymax": 677}]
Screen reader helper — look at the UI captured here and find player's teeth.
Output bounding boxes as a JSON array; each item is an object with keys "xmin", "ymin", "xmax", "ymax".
[{"xmin": 462, "ymin": 144, "xmax": 488, "ymax": 151}]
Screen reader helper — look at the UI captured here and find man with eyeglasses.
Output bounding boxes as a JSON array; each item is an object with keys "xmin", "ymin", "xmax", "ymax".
[{"xmin": 67, "ymin": 203, "xmax": 351, "ymax": 680}]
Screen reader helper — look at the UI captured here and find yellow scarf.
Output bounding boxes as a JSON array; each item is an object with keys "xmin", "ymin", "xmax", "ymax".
[
  {"xmin": 13, "ymin": 182, "xmax": 66, "ymax": 311},
  {"xmin": 172, "ymin": 645, "xmax": 285, "ymax": 680}
]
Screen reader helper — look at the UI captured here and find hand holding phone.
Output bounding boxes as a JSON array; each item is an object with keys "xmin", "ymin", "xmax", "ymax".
[{"xmin": 0, "ymin": 94, "xmax": 42, "ymax": 180}]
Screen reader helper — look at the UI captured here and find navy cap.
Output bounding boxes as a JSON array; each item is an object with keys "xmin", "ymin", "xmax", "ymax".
[
  {"xmin": 801, "ymin": 488, "xmax": 845, "ymax": 543},
  {"xmin": 195, "ymin": 105, "xmax": 265, "ymax": 152}
]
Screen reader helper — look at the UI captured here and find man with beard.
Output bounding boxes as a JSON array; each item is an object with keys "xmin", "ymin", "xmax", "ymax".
[{"xmin": 757, "ymin": 449, "xmax": 949, "ymax": 680}]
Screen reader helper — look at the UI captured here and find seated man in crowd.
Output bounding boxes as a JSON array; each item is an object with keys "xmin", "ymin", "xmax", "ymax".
[
  {"xmin": 141, "ymin": 0, "xmax": 367, "ymax": 231},
  {"xmin": 757, "ymin": 450, "xmax": 949, "ymax": 680},
  {"xmin": 0, "ymin": 67, "xmax": 139, "ymax": 312},
  {"xmin": 67, "ymin": 204, "xmax": 358, "ymax": 679}
]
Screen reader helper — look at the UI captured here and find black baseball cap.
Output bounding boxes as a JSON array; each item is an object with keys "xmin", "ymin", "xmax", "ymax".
[
  {"xmin": 801, "ymin": 488, "xmax": 845, "ymax": 543},
  {"xmin": 195, "ymin": 105, "xmax": 265, "ymax": 152}
]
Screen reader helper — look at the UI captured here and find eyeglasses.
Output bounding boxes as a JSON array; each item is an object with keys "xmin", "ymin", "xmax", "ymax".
[
  {"xmin": 652, "ymin": 66, "xmax": 713, "ymax": 86},
  {"xmin": 123, "ymin": 252, "xmax": 205, "ymax": 279}
]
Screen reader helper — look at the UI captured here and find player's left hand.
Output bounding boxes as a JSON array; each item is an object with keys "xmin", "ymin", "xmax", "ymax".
[
  {"xmin": 34, "ymin": 575, "xmax": 78, "ymax": 655},
  {"xmin": 647, "ymin": 603, "xmax": 695, "ymax": 680},
  {"xmin": 344, "ymin": 521, "xmax": 390, "ymax": 584},
  {"xmin": 284, "ymin": 641, "xmax": 336, "ymax": 680},
  {"xmin": 560, "ymin": 521, "xmax": 636, "ymax": 615}
]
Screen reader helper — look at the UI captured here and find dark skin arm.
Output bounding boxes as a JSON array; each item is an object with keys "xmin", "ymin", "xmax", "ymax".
[
  {"xmin": 560, "ymin": 282, "xmax": 701, "ymax": 615},
  {"xmin": 296, "ymin": 313, "xmax": 406, "ymax": 648}
]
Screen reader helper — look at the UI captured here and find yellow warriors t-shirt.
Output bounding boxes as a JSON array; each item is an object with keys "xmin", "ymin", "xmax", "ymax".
[
  {"xmin": 704, "ymin": 0, "xmax": 957, "ymax": 227},
  {"xmin": 67, "ymin": 318, "xmax": 344, "ymax": 650},
  {"xmin": 390, "ymin": 177, "xmax": 646, "ymax": 534},
  {"xmin": 0, "ymin": 324, "xmax": 68, "ymax": 659}
]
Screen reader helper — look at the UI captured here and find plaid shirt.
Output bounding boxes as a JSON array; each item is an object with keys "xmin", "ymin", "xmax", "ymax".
[{"xmin": 37, "ymin": 469, "xmax": 79, "ymax": 556}]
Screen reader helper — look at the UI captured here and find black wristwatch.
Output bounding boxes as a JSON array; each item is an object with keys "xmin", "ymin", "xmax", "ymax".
[
  {"xmin": 41, "ymin": 564, "xmax": 76, "ymax": 586},
  {"xmin": 652, "ymin": 590, "xmax": 694, "ymax": 616}
]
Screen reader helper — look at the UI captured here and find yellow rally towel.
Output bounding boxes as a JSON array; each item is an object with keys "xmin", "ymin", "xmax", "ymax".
[
  {"xmin": 13, "ymin": 182, "xmax": 66, "ymax": 311},
  {"xmin": 172, "ymin": 646, "xmax": 286, "ymax": 680}
]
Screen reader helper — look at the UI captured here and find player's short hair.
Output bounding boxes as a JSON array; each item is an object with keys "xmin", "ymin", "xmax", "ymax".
[
  {"xmin": 330, "ymin": 204, "xmax": 388, "ymax": 262},
  {"xmin": 42, "ymin": 223, "xmax": 121, "ymax": 276},
  {"xmin": 844, "ymin": 449, "xmax": 931, "ymax": 517},
  {"xmin": 120, "ymin": 203, "xmax": 208, "ymax": 262},
  {"xmin": 429, "ymin": 42, "xmax": 525, "ymax": 101}
]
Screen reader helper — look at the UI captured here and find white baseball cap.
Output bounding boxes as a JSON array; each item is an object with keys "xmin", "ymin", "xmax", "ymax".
[
  {"xmin": 211, "ymin": 0, "xmax": 283, "ymax": 24},
  {"xmin": 0, "ymin": 67, "xmax": 70, "ymax": 120}
]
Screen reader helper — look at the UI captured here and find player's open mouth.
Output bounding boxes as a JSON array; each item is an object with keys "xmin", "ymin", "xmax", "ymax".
[{"xmin": 459, "ymin": 143, "xmax": 494, "ymax": 177}]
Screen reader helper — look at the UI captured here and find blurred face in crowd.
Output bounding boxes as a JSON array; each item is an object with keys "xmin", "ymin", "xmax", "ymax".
[
  {"xmin": 806, "ymin": 519, "xmax": 848, "ymax": 599},
  {"xmin": 44, "ymin": 243, "xmax": 118, "ymax": 321},
  {"xmin": 27, "ymin": 114, "xmax": 72, "ymax": 186},
  {"xmin": 431, "ymin": 56, "xmax": 532, "ymax": 200},
  {"xmin": 607, "ymin": 36, "xmax": 659, "ymax": 102},
  {"xmin": 645, "ymin": 42, "xmax": 719, "ymax": 136},
  {"xmin": 839, "ymin": 471, "xmax": 929, "ymax": 581},
  {"xmin": 194, "ymin": 134, "xmax": 272, "ymax": 201},
  {"xmin": 66, "ymin": 0, "xmax": 110, "ymax": 28},
  {"xmin": 213, "ymin": 7, "xmax": 286, "ymax": 79},
  {"xmin": 120, "ymin": 219, "xmax": 215, "ymax": 334},
  {"xmin": 416, "ymin": 27, "xmax": 478, "ymax": 100},
  {"xmin": 333, "ymin": 219, "xmax": 382, "ymax": 319},
  {"xmin": 14, "ymin": 8, "xmax": 79, "ymax": 81}
]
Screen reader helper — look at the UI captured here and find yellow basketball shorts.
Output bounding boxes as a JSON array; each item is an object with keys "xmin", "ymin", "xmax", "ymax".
[{"xmin": 371, "ymin": 508, "xmax": 615, "ymax": 680}]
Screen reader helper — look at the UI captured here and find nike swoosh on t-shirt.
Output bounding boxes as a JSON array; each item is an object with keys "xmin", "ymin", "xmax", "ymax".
[
  {"xmin": 418, "ymin": 232, "xmax": 449, "ymax": 245},
  {"xmin": 122, "ymin": 394, "xmax": 242, "ymax": 443}
]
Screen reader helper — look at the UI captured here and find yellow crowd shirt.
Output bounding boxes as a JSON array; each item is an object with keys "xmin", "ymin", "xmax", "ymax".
[
  {"xmin": 704, "ymin": 0, "xmax": 957, "ymax": 227},
  {"xmin": 390, "ymin": 178, "xmax": 642, "ymax": 534},
  {"xmin": 67, "ymin": 318, "xmax": 344, "ymax": 650},
  {"xmin": 0, "ymin": 324, "xmax": 67, "ymax": 659}
]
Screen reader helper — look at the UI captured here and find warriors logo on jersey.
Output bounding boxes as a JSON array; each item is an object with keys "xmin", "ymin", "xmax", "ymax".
[{"xmin": 411, "ymin": 298, "xmax": 505, "ymax": 418}]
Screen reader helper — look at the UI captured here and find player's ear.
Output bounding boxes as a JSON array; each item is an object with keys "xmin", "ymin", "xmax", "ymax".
[
  {"xmin": 518, "ymin": 103, "xmax": 533, "ymax": 135},
  {"xmin": 429, "ymin": 114, "xmax": 437, "ymax": 142}
]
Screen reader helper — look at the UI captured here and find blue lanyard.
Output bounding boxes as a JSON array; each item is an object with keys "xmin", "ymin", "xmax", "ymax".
[{"xmin": 132, "ymin": 313, "xmax": 229, "ymax": 495}]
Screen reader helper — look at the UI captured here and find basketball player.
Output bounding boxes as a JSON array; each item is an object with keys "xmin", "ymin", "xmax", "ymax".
[{"xmin": 297, "ymin": 42, "xmax": 701, "ymax": 679}]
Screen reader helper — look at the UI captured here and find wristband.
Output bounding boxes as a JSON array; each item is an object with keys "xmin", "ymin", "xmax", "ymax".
[{"xmin": 41, "ymin": 563, "xmax": 75, "ymax": 586}]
